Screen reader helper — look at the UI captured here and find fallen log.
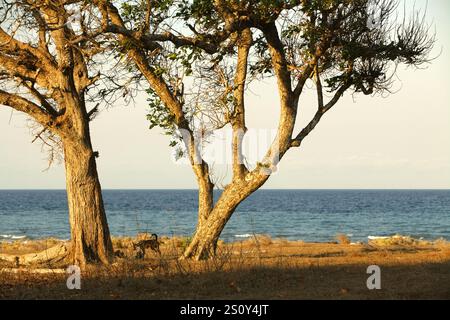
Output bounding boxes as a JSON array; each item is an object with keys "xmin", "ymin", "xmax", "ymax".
[
  {"xmin": 0, "ymin": 268, "xmax": 66, "ymax": 274},
  {"xmin": 0, "ymin": 244, "xmax": 69, "ymax": 266}
]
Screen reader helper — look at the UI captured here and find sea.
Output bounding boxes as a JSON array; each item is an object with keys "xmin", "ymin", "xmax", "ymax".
[{"xmin": 0, "ymin": 190, "xmax": 449, "ymax": 243}]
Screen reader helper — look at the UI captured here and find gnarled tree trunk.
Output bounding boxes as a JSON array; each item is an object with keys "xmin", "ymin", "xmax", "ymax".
[
  {"xmin": 0, "ymin": 1, "xmax": 116, "ymax": 268},
  {"xmin": 63, "ymin": 138, "xmax": 113, "ymax": 266}
]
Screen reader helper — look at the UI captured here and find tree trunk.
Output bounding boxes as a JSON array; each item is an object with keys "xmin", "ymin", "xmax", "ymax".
[
  {"xmin": 182, "ymin": 180, "xmax": 266, "ymax": 260},
  {"xmin": 182, "ymin": 206, "xmax": 235, "ymax": 260},
  {"xmin": 196, "ymin": 167, "xmax": 214, "ymax": 230},
  {"xmin": 63, "ymin": 139, "xmax": 113, "ymax": 267}
]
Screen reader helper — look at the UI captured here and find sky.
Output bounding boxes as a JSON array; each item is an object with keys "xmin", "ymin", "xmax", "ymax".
[{"xmin": 1, "ymin": 0, "xmax": 449, "ymax": 190}]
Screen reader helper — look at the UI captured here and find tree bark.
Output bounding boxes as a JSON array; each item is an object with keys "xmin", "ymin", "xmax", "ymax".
[
  {"xmin": 182, "ymin": 207, "xmax": 233, "ymax": 260},
  {"xmin": 193, "ymin": 162, "xmax": 214, "ymax": 229},
  {"xmin": 182, "ymin": 178, "xmax": 267, "ymax": 260},
  {"xmin": 63, "ymin": 139, "xmax": 113, "ymax": 267}
]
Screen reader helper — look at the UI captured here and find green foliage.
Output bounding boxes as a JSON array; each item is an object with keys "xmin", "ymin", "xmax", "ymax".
[
  {"xmin": 168, "ymin": 46, "xmax": 203, "ymax": 76},
  {"xmin": 146, "ymin": 88, "xmax": 175, "ymax": 132},
  {"xmin": 277, "ymin": 0, "xmax": 433, "ymax": 94},
  {"xmin": 174, "ymin": 146, "xmax": 185, "ymax": 160},
  {"xmin": 152, "ymin": 65, "xmax": 166, "ymax": 77},
  {"xmin": 120, "ymin": 2, "xmax": 145, "ymax": 23},
  {"xmin": 139, "ymin": 0, "xmax": 432, "ymax": 144},
  {"xmin": 250, "ymin": 36, "xmax": 273, "ymax": 77},
  {"xmin": 146, "ymin": 88, "xmax": 186, "ymax": 151},
  {"xmin": 120, "ymin": 0, "xmax": 175, "ymax": 29},
  {"xmin": 176, "ymin": 0, "xmax": 216, "ymax": 26}
]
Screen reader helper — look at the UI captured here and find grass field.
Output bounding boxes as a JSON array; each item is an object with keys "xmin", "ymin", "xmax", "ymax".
[{"xmin": 1, "ymin": 235, "xmax": 449, "ymax": 299}]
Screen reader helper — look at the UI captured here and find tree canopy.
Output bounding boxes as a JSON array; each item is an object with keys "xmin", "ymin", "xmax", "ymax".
[{"xmin": 85, "ymin": 0, "xmax": 434, "ymax": 259}]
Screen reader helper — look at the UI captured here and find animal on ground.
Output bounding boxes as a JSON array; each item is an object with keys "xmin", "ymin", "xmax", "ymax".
[{"xmin": 133, "ymin": 233, "xmax": 161, "ymax": 259}]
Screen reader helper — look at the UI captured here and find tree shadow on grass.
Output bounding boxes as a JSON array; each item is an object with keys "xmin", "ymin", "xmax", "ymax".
[{"xmin": 1, "ymin": 260, "xmax": 449, "ymax": 300}]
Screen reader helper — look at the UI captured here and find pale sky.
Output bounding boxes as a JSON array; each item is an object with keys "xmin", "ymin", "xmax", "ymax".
[{"xmin": 1, "ymin": 0, "xmax": 449, "ymax": 190}]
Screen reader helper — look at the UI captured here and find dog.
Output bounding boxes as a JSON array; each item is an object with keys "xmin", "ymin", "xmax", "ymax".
[{"xmin": 133, "ymin": 233, "xmax": 161, "ymax": 259}]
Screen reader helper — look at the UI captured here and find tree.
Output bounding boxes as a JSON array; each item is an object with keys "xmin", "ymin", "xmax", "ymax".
[
  {"xmin": 95, "ymin": 0, "xmax": 434, "ymax": 260},
  {"xmin": 0, "ymin": 0, "xmax": 113, "ymax": 266}
]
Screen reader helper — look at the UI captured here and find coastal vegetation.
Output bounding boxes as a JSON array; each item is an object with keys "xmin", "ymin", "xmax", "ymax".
[{"xmin": 0, "ymin": 0, "xmax": 436, "ymax": 269}]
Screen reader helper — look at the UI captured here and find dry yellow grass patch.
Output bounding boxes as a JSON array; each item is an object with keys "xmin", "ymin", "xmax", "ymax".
[{"xmin": 1, "ymin": 235, "xmax": 449, "ymax": 299}]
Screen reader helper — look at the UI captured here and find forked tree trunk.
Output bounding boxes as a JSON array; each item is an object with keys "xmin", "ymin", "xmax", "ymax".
[
  {"xmin": 182, "ymin": 181, "xmax": 266, "ymax": 260},
  {"xmin": 182, "ymin": 207, "xmax": 235, "ymax": 260},
  {"xmin": 63, "ymin": 139, "xmax": 113, "ymax": 266}
]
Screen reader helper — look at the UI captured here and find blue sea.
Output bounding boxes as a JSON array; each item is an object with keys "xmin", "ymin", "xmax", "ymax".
[{"xmin": 0, "ymin": 190, "xmax": 449, "ymax": 243}]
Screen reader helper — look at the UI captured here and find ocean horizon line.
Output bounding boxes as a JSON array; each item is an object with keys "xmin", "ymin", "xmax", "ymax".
[{"xmin": 2, "ymin": 189, "xmax": 449, "ymax": 243}]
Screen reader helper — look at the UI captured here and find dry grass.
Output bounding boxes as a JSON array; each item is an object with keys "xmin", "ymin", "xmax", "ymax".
[
  {"xmin": 1, "ymin": 235, "xmax": 450, "ymax": 300},
  {"xmin": 368, "ymin": 235, "xmax": 432, "ymax": 247},
  {"xmin": 0, "ymin": 238, "xmax": 64, "ymax": 256},
  {"xmin": 335, "ymin": 234, "xmax": 351, "ymax": 245}
]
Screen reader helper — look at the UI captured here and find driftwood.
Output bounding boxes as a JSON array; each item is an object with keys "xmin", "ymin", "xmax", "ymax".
[
  {"xmin": 0, "ymin": 244, "xmax": 69, "ymax": 266},
  {"xmin": 0, "ymin": 268, "xmax": 66, "ymax": 274}
]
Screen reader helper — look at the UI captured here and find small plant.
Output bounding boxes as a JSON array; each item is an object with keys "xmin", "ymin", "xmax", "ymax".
[
  {"xmin": 336, "ymin": 234, "xmax": 351, "ymax": 245},
  {"xmin": 179, "ymin": 237, "xmax": 192, "ymax": 252}
]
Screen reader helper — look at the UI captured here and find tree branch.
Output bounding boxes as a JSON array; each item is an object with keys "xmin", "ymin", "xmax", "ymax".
[
  {"xmin": 263, "ymin": 23, "xmax": 293, "ymax": 105},
  {"xmin": 0, "ymin": 26, "xmax": 57, "ymax": 72},
  {"xmin": 315, "ymin": 64, "xmax": 324, "ymax": 109},
  {"xmin": 0, "ymin": 90, "xmax": 53, "ymax": 126},
  {"xmin": 230, "ymin": 28, "xmax": 252, "ymax": 181},
  {"xmin": 291, "ymin": 83, "xmax": 351, "ymax": 148},
  {"xmin": 23, "ymin": 83, "xmax": 58, "ymax": 117},
  {"xmin": 293, "ymin": 64, "xmax": 314, "ymax": 101},
  {"xmin": 250, "ymin": 22, "xmax": 296, "ymax": 176},
  {"xmin": 102, "ymin": 2, "xmax": 186, "ymax": 126}
]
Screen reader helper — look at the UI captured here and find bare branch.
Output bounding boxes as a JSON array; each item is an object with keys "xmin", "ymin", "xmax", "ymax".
[
  {"xmin": 0, "ymin": 89, "xmax": 53, "ymax": 126},
  {"xmin": 291, "ymin": 82, "xmax": 351, "ymax": 148},
  {"xmin": 314, "ymin": 64, "xmax": 324, "ymax": 110}
]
